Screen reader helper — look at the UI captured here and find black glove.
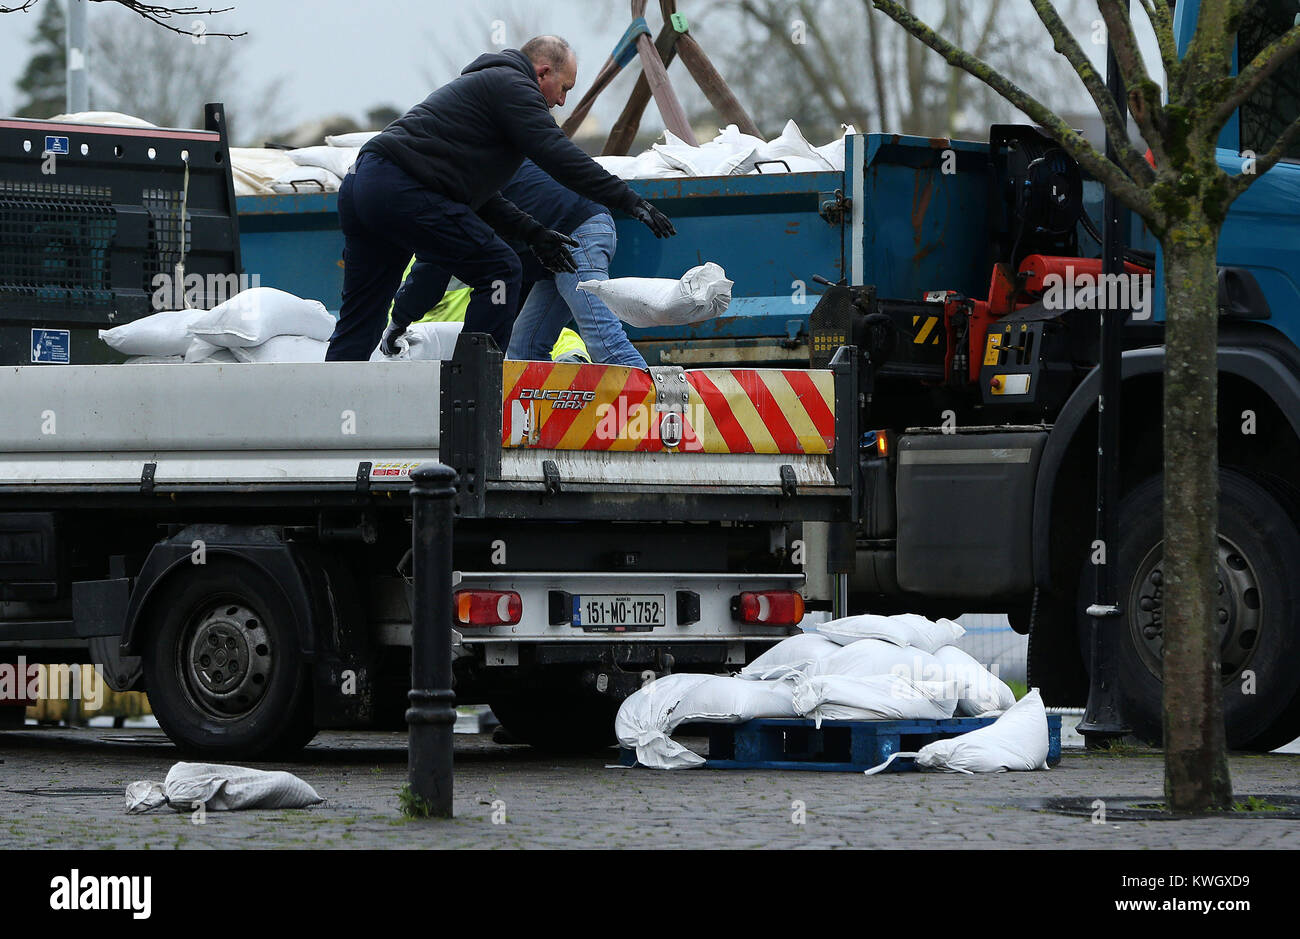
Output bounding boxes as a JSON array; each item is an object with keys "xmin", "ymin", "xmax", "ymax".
[
  {"xmin": 379, "ymin": 320, "xmax": 408, "ymax": 357},
  {"xmin": 631, "ymin": 198, "xmax": 676, "ymax": 238},
  {"xmin": 529, "ymin": 229, "xmax": 580, "ymax": 275}
]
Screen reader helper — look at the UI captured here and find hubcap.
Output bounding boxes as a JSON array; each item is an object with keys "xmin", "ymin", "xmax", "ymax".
[
  {"xmin": 181, "ymin": 601, "xmax": 273, "ymax": 719},
  {"xmin": 1129, "ymin": 536, "xmax": 1262, "ymax": 682}
]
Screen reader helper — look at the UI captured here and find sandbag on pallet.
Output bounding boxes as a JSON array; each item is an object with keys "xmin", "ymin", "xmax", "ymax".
[
  {"xmin": 865, "ymin": 688, "xmax": 1051, "ymax": 775},
  {"xmin": 808, "ymin": 613, "xmax": 965, "ymax": 654},
  {"xmin": 790, "ymin": 674, "xmax": 958, "ymax": 728},
  {"xmin": 615, "ymin": 673, "xmax": 797, "ymax": 769},
  {"xmin": 738, "ymin": 632, "xmax": 841, "ymax": 680}
]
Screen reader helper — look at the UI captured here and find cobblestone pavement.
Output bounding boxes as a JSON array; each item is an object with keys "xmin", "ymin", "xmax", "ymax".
[{"xmin": 1, "ymin": 727, "xmax": 1297, "ymax": 849}]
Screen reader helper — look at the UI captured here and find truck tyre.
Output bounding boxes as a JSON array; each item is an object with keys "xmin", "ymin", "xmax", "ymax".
[
  {"xmin": 1105, "ymin": 470, "xmax": 1300, "ymax": 750},
  {"xmin": 141, "ymin": 559, "xmax": 316, "ymax": 759},
  {"xmin": 489, "ymin": 692, "xmax": 618, "ymax": 754}
]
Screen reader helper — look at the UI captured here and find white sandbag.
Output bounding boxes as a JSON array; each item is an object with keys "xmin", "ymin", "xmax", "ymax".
[
  {"xmin": 630, "ymin": 148, "xmax": 689, "ymax": 180},
  {"xmin": 124, "ymin": 355, "xmax": 183, "ymax": 365},
  {"xmin": 615, "ymin": 673, "xmax": 716, "ymax": 769},
  {"xmin": 99, "ymin": 308, "xmax": 207, "ymax": 357},
  {"xmin": 369, "ymin": 321, "xmax": 464, "ymax": 361},
  {"xmin": 188, "ymin": 287, "xmax": 335, "ymax": 348},
  {"xmin": 810, "ymin": 612, "xmax": 965, "ymax": 654},
  {"xmin": 813, "ymin": 123, "xmax": 858, "ymax": 172},
  {"xmin": 816, "ymin": 638, "xmax": 940, "ymax": 681},
  {"xmin": 912, "ymin": 688, "xmax": 1049, "ymax": 773},
  {"xmin": 757, "ymin": 119, "xmax": 834, "ymax": 171},
  {"xmin": 615, "ymin": 673, "xmax": 797, "ymax": 769},
  {"xmin": 229, "ymin": 147, "xmax": 298, "ymax": 195},
  {"xmin": 738, "ymin": 632, "xmax": 841, "ymax": 680},
  {"xmin": 125, "ymin": 761, "xmax": 324, "ymax": 813},
  {"xmin": 709, "ymin": 123, "xmax": 767, "ymax": 154},
  {"xmin": 653, "ymin": 130, "xmax": 758, "ymax": 177},
  {"xmin": 578, "ymin": 262, "xmax": 732, "ymax": 328},
  {"xmin": 231, "ymin": 335, "xmax": 328, "ymax": 363},
  {"xmin": 932, "ymin": 644, "xmax": 1016, "ymax": 716},
  {"xmin": 791, "ymin": 674, "xmax": 958, "ymax": 727},
  {"xmin": 325, "ymin": 130, "xmax": 380, "ymax": 148},
  {"xmin": 270, "ymin": 165, "xmax": 341, "ymax": 193},
  {"xmin": 592, "ymin": 155, "xmax": 642, "ymax": 179},
  {"xmin": 183, "ymin": 338, "xmax": 238, "ymax": 363},
  {"xmin": 288, "ymin": 145, "xmax": 360, "ymax": 180}
]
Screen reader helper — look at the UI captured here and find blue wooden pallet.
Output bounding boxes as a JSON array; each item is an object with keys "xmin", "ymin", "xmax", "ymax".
[{"xmin": 620, "ymin": 715, "xmax": 1062, "ymax": 772}]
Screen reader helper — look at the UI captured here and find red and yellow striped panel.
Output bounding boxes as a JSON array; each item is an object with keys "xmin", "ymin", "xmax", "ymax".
[{"xmin": 501, "ymin": 361, "xmax": 835, "ymax": 454}]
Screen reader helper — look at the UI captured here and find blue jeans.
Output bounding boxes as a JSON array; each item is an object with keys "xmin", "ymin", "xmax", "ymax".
[{"xmin": 506, "ymin": 214, "xmax": 647, "ymax": 368}]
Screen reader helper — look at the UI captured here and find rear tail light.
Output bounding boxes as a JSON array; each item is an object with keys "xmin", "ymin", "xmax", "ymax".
[
  {"xmin": 455, "ymin": 590, "xmax": 522, "ymax": 626},
  {"xmin": 732, "ymin": 590, "xmax": 805, "ymax": 626}
]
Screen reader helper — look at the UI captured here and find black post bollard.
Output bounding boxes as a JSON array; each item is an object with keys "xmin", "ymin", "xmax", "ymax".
[
  {"xmin": 1079, "ymin": 24, "xmax": 1131, "ymax": 747},
  {"xmin": 406, "ymin": 462, "xmax": 458, "ymax": 818}
]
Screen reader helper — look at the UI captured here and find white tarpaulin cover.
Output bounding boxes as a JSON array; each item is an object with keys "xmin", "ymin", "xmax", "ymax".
[{"xmin": 125, "ymin": 762, "xmax": 324, "ymax": 813}]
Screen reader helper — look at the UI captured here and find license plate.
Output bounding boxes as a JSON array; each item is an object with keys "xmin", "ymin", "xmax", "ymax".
[{"xmin": 573, "ymin": 594, "xmax": 666, "ymax": 632}]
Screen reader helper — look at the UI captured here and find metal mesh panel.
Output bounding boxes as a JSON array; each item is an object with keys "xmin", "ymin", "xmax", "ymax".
[
  {"xmin": 142, "ymin": 188, "xmax": 191, "ymax": 298},
  {"xmin": 0, "ymin": 181, "xmax": 115, "ymax": 309}
]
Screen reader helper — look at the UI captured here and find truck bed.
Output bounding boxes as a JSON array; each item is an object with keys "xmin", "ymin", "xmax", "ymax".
[{"xmin": 0, "ymin": 352, "xmax": 854, "ymax": 523}]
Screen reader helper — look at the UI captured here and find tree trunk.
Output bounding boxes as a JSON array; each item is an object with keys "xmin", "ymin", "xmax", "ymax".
[{"xmin": 1160, "ymin": 219, "xmax": 1234, "ymax": 813}]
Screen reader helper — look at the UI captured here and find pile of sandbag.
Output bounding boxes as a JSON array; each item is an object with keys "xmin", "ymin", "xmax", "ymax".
[
  {"xmin": 578, "ymin": 262, "xmax": 732, "ymax": 328},
  {"xmin": 230, "ymin": 132, "xmax": 378, "ymax": 196},
  {"xmin": 594, "ymin": 120, "xmax": 857, "ymax": 180},
  {"xmin": 615, "ymin": 611, "xmax": 1033, "ymax": 770},
  {"xmin": 99, "ymin": 287, "xmax": 335, "ymax": 363}
]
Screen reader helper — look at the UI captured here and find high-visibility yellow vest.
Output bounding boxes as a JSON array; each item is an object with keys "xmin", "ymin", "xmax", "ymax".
[{"xmin": 388, "ymin": 257, "xmax": 589, "ymax": 362}]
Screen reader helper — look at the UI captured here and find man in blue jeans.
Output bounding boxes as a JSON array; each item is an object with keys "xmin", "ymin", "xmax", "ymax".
[
  {"xmin": 401, "ymin": 158, "xmax": 646, "ymax": 367},
  {"xmin": 507, "ymin": 211, "xmax": 644, "ymax": 368},
  {"xmin": 326, "ymin": 35, "xmax": 675, "ymax": 361}
]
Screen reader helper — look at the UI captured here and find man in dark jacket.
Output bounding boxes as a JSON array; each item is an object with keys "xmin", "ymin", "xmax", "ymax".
[
  {"xmin": 399, "ymin": 158, "xmax": 648, "ymax": 367},
  {"xmin": 326, "ymin": 35, "xmax": 676, "ymax": 361}
]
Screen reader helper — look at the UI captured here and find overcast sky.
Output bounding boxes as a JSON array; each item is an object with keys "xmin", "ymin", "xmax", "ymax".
[
  {"xmin": 0, "ymin": 0, "xmax": 701, "ymax": 136},
  {"xmin": 0, "ymin": 1, "xmax": 1159, "ymax": 141}
]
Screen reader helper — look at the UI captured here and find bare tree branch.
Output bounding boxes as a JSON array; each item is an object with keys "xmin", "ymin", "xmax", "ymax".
[
  {"xmin": 1210, "ymin": 21, "xmax": 1300, "ymax": 128},
  {"xmin": 869, "ymin": 0, "xmax": 1158, "ymax": 222},
  {"xmin": 737, "ymin": 0, "xmax": 846, "ymax": 125},
  {"xmin": 1137, "ymin": 0, "xmax": 1183, "ymax": 89},
  {"xmin": 1030, "ymin": 0, "xmax": 1155, "ymax": 185},
  {"xmin": 861, "ymin": 0, "xmax": 892, "ymax": 127},
  {"xmin": 1228, "ymin": 111, "xmax": 1300, "ymax": 198},
  {"xmin": 1098, "ymin": 0, "xmax": 1166, "ymax": 164},
  {"xmin": 1, "ymin": 1, "xmax": 244, "ymax": 38}
]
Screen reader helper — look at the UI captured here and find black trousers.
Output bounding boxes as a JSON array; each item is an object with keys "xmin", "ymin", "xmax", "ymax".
[{"xmin": 326, "ymin": 151, "xmax": 523, "ymax": 360}]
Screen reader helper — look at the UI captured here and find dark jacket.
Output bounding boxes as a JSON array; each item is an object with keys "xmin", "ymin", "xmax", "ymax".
[
  {"xmin": 361, "ymin": 48, "xmax": 640, "ymax": 243},
  {"xmin": 502, "ymin": 159, "xmax": 605, "ymax": 239}
]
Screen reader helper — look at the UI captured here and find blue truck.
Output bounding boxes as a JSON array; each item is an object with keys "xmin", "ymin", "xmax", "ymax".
[{"xmin": 240, "ymin": 0, "xmax": 1300, "ymax": 749}]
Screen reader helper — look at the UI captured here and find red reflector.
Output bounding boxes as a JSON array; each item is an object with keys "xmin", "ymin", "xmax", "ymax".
[
  {"xmin": 734, "ymin": 591, "xmax": 805, "ymax": 626},
  {"xmin": 454, "ymin": 590, "xmax": 522, "ymax": 626}
]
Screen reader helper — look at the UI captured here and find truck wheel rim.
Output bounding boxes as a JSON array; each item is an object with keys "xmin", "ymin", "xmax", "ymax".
[
  {"xmin": 1129, "ymin": 535, "xmax": 1262, "ymax": 683},
  {"xmin": 180, "ymin": 600, "xmax": 274, "ymax": 719}
]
